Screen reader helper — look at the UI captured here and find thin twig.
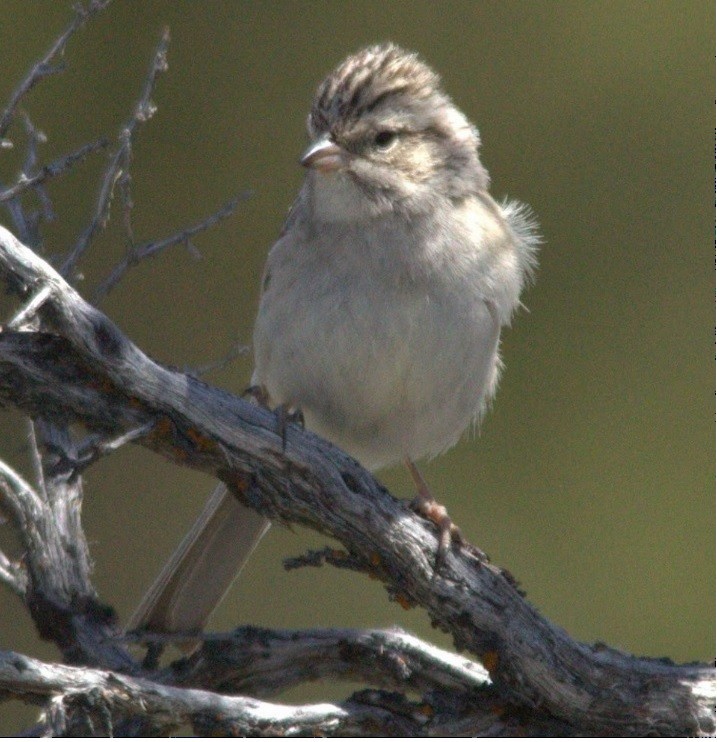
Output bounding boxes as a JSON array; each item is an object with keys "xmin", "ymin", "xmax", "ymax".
[
  {"xmin": 18, "ymin": 112, "xmax": 55, "ymax": 223},
  {"xmin": 4, "ymin": 285, "xmax": 53, "ymax": 331},
  {"xmin": 93, "ymin": 195, "xmax": 247, "ymax": 301},
  {"xmin": 20, "ymin": 111, "xmax": 46, "ymax": 175},
  {"xmin": 0, "ymin": 551, "xmax": 28, "ymax": 596},
  {"xmin": 284, "ymin": 546, "xmax": 373, "ymax": 574},
  {"xmin": 60, "ymin": 27, "xmax": 170, "ymax": 279},
  {"xmin": 158, "ymin": 626, "xmax": 492, "ymax": 697},
  {"xmin": 2, "ymin": 113, "xmax": 50, "ymax": 249},
  {"xmin": 27, "ymin": 419, "xmax": 48, "ymax": 506},
  {"xmin": 0, "ymin": 456, "xmax": 45, "ymax": 527},
  {"xmin": 0, "ymin": 0, "xmax": 113, "ymax": 140},
  {"xmin": 70, "ymin": 422, "xmax": 156, "ymax": 471},
  {"xmin": 0, "ymin": 139, "xmax": 109, "ymax": 204},
  {"xmin": 188, "ymin": 339, "xmax": 250, "ymax": 378}
]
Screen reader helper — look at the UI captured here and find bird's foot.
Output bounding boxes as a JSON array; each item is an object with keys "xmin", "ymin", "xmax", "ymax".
[
  {"xmin": 405, "ymin": 458, "xmax": 464, "ymax": 569},
  {"xmin": 243, "ymin": 386, "xmax": 304, "ymax": 450}
]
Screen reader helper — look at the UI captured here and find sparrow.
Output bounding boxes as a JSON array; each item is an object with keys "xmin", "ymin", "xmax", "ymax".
[{"xmin": 128, "ymin": 43, "xmax": 538, "ymax": 637}]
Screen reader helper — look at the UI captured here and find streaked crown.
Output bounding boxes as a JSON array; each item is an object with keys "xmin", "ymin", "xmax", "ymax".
[{"xmin": 309, "ymin": 44, "xmax": 445, "ymax": 135}]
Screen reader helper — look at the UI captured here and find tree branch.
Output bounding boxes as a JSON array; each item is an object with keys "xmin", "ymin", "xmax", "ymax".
[
  {"xmin": 0, "ymin": 226, "xmax": 712, "ymax": 736},
  {"xmin": 150, "ymin": 626, "xmax": 490, "ymax": 696},
  {"xmin": 0, "ymin": 650, "xmax": 424, "ymax": 737},
  {"xmin": 92, "ymin": 194, "xmax": 247, "ymax": 301},
  {"xmin": 0, "ymin": 139, "xmax": 108, "ymax": 204}
]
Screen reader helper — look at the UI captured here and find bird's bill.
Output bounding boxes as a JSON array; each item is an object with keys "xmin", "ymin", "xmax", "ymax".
[{"xmin": 300, "ymin": 137, "xmax": 345, "ymax": 172}]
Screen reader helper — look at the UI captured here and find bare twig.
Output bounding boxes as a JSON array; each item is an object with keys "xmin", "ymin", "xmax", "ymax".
[
  {"xmin": 2, "ymin": 113, "xmax": 52, "ymax": 249},
  {"xmin": 18, "ymin": 113, "xmax": 55, "ymax": 223},
  {"xmin": 0, "ymin": 139, "xmax": 109, "ymax": 204},
  {"xmin": 4, "ymin": 284, "xmax": 53, "ymax": 331},
  {"xmin": 284, "ymin": 545, "xmax": 374, "ymax": 575},
  {"xmin": 189, "ymin": 339, "xmax": 250, "ymax": 378},
  {"xmin": 0, "ymin": 1, "xmax": 113, "ymax": 140},
  {"xmin": 93, "ymin": 195, "xmax": 247, "ymax": 301},
  {"xmin": 0, "ymin": 456, "xmax": 45, "ymax": 532},
  {"xmin": 61, "ymin": 27, "xmax": 171, "ymax": 279},
  {"xmin": 70, "ymin": 422, "xmax": 157, "ymax": 471},
  {"xmin": 19, "ymin": 112, "xmax": 46, "ymax": 176},
  {"xmin": 0, "ymin": 551, "xmax": 28, "ymax": 596},
  {"xmin": 130, "ymin": 628, "xmax": 541, "ymax": 736},
  {"xmin": 0, "ymin": 460, "xmax": 36, "ymax": 596}
]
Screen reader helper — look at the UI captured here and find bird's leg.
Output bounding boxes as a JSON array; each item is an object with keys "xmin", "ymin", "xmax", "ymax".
[
  {"xmin": 405, "ymin": 458, "xmax": 463, "ymax": 565},
  {"xmin": 274, "ymin": 403, "xmax": 305, "ymax": 451},
  {"xmin": 242, "ymin": 384, "xmax": 271, "ymax": 408}
]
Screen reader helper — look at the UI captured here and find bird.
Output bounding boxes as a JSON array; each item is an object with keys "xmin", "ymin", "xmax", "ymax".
[{"xmin": 127, "ymin": 43, "xmax": 538, "ymax": 638}]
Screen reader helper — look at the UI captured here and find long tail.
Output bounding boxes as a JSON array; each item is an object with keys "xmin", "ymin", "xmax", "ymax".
[{"xmin": 126, "ymin": 484, "xmax": 270, "ymax": 634}]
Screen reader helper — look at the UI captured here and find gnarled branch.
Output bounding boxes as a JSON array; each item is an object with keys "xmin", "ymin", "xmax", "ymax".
[{"xmin": 0, "ymin": 224, "xmax": 713, "ymax": 736}]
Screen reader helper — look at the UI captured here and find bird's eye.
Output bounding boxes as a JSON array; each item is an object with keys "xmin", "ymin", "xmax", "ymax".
[{"xmin": 373, "ymin": 130, "xmax": 397, "ymax": 149}]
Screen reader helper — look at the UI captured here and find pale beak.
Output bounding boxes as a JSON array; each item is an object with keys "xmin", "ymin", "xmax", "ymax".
[{"xmin": 300, "ymin": 137, "xmax": 345, "ymax": 172}]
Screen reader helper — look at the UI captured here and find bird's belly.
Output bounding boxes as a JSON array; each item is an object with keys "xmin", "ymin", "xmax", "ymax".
[{"xmin": 254, "ymin": 279, "xmax": 500, "ymax": 471}]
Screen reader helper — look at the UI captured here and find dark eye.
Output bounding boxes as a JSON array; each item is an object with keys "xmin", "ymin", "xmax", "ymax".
[{"xmin": 373, "ymin": 130, "xmax": 397, "ymax": 149}]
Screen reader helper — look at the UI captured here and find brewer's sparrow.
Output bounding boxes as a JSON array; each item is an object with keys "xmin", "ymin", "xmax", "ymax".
[{"xmin": 128, "ymin": 44, "xmax": 538, "ymax": 636}]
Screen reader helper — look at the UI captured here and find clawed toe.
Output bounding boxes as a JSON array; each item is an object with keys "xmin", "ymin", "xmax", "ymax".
[
  {"xmin": 243, "ymin": 384, "xmax": 271, "ymax": 408},
  {"xmin": 274, "ymin": 403, "xmax": 305, "ymax": 450},
  {"xmin": 243, "ymin": 386, "xmax": 304, "ymax": 449},
  {"xmin": 404, "ymin": 458, "xmax": 464, "ymax": 569},
  {"xmin": 410, "ymin": 492, "xmax": 464, "ymax": 568}
]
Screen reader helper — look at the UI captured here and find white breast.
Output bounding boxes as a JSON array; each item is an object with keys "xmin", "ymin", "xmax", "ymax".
[{"xmin": 252, "ymin": 188, "xmax": 524, "ymax": 471}]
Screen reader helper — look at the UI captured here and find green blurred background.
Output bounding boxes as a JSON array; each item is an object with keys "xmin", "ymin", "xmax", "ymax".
[{"xmin": 0, "ymin": 0, "xmax": 713, "ymax": 731}]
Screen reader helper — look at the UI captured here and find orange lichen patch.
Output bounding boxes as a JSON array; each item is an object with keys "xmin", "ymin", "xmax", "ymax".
[
  {"xmin": 144, "ymin": 416, "xmax": 190, "ymax": 462},
  {"xmin": 86, "ymin": 377, "xmax": 117, "ymax": 395},
  {"xmin": 171, "ymin": 447, "xmax": 189, "ymax": 462},
  {"xmin": 417, "ymin": 703, "xmax": 435, "ymax": 719},
  {"xmin": 150, "ymin": 416, "xmax": 174, "ymax": 438},
  {"xmin": 369, "ymin": 552, "xmax": 382, "ymax": 567},
  {"xmin": 184, "ymin": 426, "xmax": 217, "ymax": 453},
  {"xmin": 229, "ymin": 473, "xmax": 250, "ymax": 494},
  {"xmin": 395, "ymin": 593, "xmax": 414, "ymax": 610},
  {"xmin": 99, "ymin": 378, "xmax": 116, "ymax": 394},
  {"xmin": 481, "ymin": 650, "xmax": 499, "ymax": 673}
]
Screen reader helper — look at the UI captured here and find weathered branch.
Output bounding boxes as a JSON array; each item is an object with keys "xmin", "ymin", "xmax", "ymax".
[
  {"xmin": 0, "ymin": 413, "xmax": 135, "ymax": 674},
  {"xmin": 0, "ymin": 634, "xmax": 587, "ymax": 737},
  {"xmin": 0, "ymin": 650, "xmax": 426, "ymax": 737},
  {"xmin": 0, "ymin": 8, "xmax": 591, "ymax": 734},
  {"xmin": 0, "ymin": 228, "xmax": 712, "ymax": 736},
  {"xmin": 152, "ymin": 626, "xmax": 489, "ymax": 696}
]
